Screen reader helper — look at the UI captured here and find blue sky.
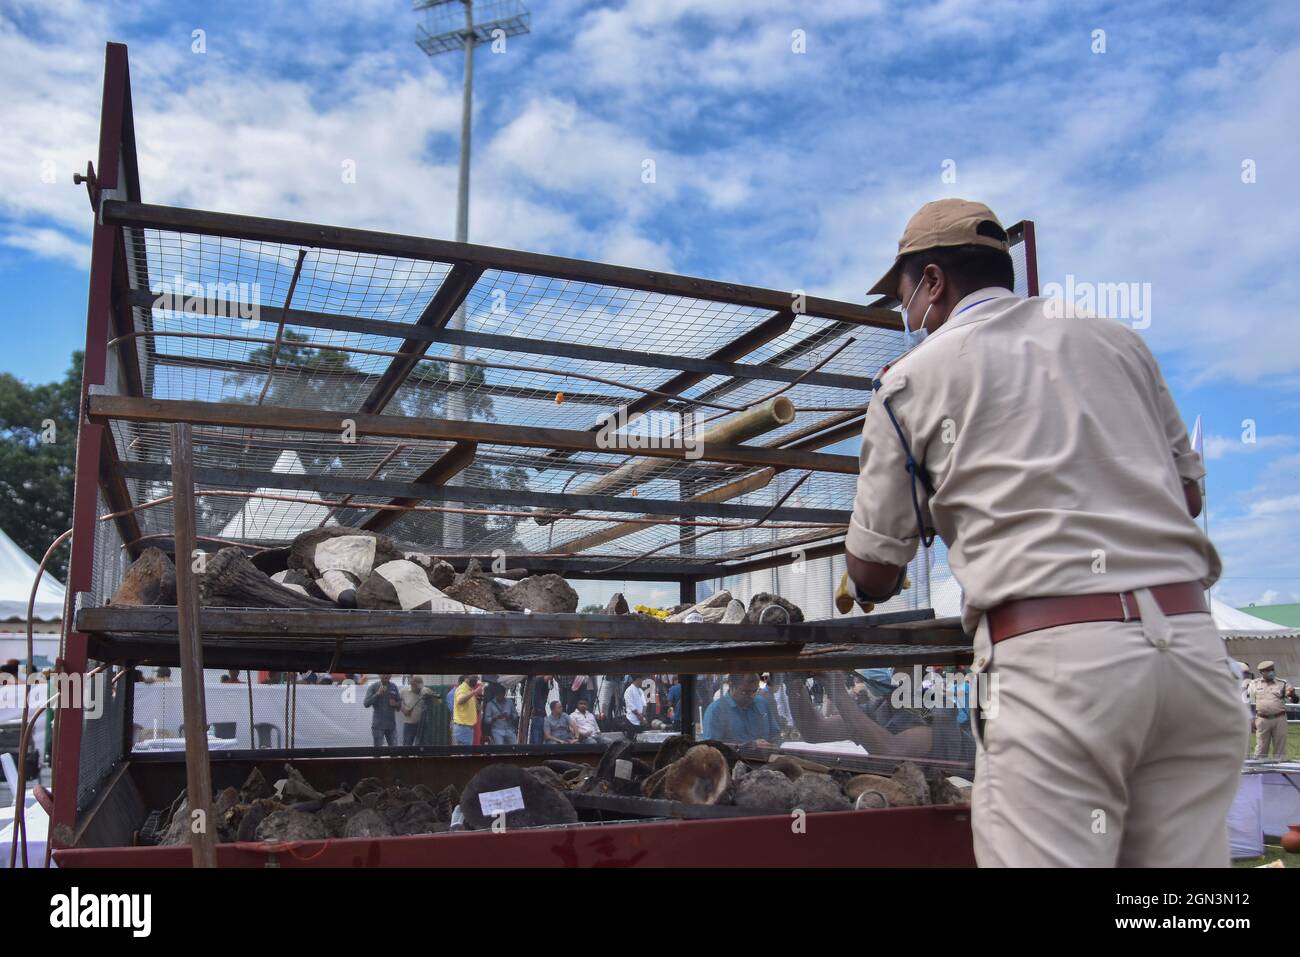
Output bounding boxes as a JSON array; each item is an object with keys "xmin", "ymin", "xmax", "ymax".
[{"xmin": 1, "ymin": 0, "xmax": 1297, "ymax": 610}]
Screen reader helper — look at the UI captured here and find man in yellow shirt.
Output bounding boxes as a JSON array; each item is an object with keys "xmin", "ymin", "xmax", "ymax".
[{"xmin": 453, "ymin": 674, "xmax": 483, "ymax": 746}]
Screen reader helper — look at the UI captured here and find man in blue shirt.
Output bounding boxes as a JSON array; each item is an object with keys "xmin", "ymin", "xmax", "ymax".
[
  {"xmin": 666, "ymin": 676, "xmax": 682, "ymax": 726},
  {"xmin": 702, "ymin": 673, "xmax": 782, "ymax": 745}
]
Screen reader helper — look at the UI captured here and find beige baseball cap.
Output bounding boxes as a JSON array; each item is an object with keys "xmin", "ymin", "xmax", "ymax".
[
  {"xmin": 868, "ymin": 198, "xmax": 1009, "ymax": 297},
  {"xmin": 1258, "ymin": 660, "xmax": 1275, "ymax": 671}
]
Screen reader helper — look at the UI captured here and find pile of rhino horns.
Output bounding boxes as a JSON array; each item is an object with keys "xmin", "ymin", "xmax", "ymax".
[
  {"xmin": 111, "ymin": 528, "xmax": 579, "ymax": 614},
  {"xmin": 455, "ymin": 737, "xmax": 966, "ymax": 830},
  {"xmin": 155, "ymin": 742, "xmax": 966, "ymax": 846},
  {"xmin": 157, "ymin": 763, "xmax": 463, "ymax": 845}
]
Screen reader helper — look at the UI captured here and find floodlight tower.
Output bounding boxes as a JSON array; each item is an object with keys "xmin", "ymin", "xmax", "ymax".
[{"xmin": 414, "ymin": 0, "xmax": 531, "ymax": 550}]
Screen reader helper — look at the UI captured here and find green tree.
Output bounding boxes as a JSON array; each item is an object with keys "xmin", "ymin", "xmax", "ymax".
[
  {"xmin": 222, "ymin": 337, "xmax": 530, "ymax": 551},
  {"xmin": 0, "ymin": 352, "xmax": 82, "ymax": 582},
  {"xmin": 386, "ymin": 358, "xmax": 526, "ymax": 550},
  {"xmin": 227, "ymin": 329, "xmax": 357, "ymax": 420}
]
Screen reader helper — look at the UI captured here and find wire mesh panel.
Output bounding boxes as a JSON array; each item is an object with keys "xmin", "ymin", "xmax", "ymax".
[
  {"xmin": 128, "ymin": 669, "xmax": 388, "ymax": 751},
  {"xmin": 686, "ymin": 671, "xmax": 975, "ymax": 774},
  {"xmin": 89, "ymin": 490, "xmax": 131, "ymax": 608},
  {"xmin": 75, "ymin": 665, "xmax": 128, "ymax": 813},
  {"xmin": 104, "ymin": 220, "xmax": 897, "ymax": 566}
]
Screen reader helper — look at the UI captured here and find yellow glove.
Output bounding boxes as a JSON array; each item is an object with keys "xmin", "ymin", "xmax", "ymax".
[{"xmin": 835, "ymin": 571, "xmax": 912, "ymax": 615}]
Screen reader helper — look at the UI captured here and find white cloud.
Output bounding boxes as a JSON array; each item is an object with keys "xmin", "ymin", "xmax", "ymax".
[
  {"xmin": 1248, "ymin": 495, "xmax": 1300, "ymax": 518},
  {"xmin": 1, "ymin": 226, "xmax": 88, "ymax": 267},
  {"xmin": 1206, "ymin": 452, "xmax": 1300, "ymax": 607},
  {"xmin": 3, "ymin": 0, "xmax": 1300, "ymax": 391},
  {"xmin": 1204, "ymin": 433, "xmax": 1296, "ymax": 460}
]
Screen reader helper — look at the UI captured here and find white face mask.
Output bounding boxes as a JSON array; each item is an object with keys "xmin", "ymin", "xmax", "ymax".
[{"xmin": 900, "ymin": 276, "xmax": 934, "ymax": 352}]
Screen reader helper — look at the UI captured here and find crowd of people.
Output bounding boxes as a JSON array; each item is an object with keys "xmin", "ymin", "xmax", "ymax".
[
  {"xmin": 360, "ymin": 673, "xmax": 685, "ymax": 749},
  {"xmin": 354, "ymin": 668, "xmax": 985, "ymax": 763}
]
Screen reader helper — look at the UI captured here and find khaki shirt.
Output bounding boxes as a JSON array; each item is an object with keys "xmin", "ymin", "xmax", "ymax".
[
  {"xmin": 1248, "ymin": 677, "xmax": 1294, "ymax": 718},
  {"xmin": 846, "ymin": 287, "xmax": 1219, "ymax": 634},
  {"xmin": 400, "ymin": 687, "xmax": 427, "ymax": 725}
]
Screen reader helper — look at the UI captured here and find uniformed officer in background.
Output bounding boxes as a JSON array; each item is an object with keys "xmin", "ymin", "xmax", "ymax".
[
  {"xmin": 844, "ymin": 198, "xmax": 1247, "ymax": 867},
  {"xmin": 1247, "ymin": 661, "xmax": 1296, "ymax": 759}
]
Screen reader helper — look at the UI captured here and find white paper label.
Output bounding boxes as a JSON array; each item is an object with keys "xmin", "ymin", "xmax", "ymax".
[
  {"xmin": 478, "ymin": 786, "xmax": 525, "ymax": 817},
  {"xmin": 614, "ymin": 759, "xmax": 633, "ymax": 781}
]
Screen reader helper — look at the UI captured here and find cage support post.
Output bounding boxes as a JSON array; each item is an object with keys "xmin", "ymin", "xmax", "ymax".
[{"xmin": 171, "ymin": 422, "xmax": 218, "ymax": 867}]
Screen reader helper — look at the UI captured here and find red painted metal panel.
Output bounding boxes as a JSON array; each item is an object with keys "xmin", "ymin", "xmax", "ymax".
[
  {"xmin": 51, "ymin": 43, "xmax": 131, "ymax": 839},
  {"xmin": 53, "ymin": 806, "xmax": 974, "ymax": 868},
  {"xmin": 1021, "ymin": 220, "xmax": 1039, "ymax": 296}
]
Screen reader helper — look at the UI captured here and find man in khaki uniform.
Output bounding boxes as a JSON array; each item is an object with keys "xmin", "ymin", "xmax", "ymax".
[
  {"xmin": 844, "ymin": 198, "xmax": 1247, "ymax": 867},
  {"xmin": 1247, "ymin": 661, "xmax": 1296, "ymax": 758}
]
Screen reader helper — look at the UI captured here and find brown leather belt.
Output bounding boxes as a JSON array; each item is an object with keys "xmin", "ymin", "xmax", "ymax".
[{"xmin": 987, "ymin": 581, "xmax": 1208, "ymax": 644}]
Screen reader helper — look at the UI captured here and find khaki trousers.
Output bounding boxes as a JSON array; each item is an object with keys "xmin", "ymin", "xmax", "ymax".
[
  {"xmin": 970, "ymin": 587, "xmax": 1247, "ymax": 867},
  {"xmin": 1254, "ymin": 714, "xmax": 1288, "ymax": 759}
]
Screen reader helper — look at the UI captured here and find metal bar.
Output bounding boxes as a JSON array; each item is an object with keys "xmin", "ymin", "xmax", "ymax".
[
  {"xmin": 119, "ymin": 662, "xmax": 136, "ymax": 758},
  {"xmin": 614, "ymin": 309, "xmax": 795, "ymax": 426},
  {"xmin": 109, "ymin": 239, "xmax": 144, "ymax": 397},
  {"xmin": 112, "ymin": 461, "xmax": 849, "ymax": 525},
  {"xmin": 763, "ymin": 408, "xmax": 863, "ymax": 449},
  {"xmin": 678, "ymin": 668, "xmax": 694, "ymax": 738},
  {"xmin": 82, "ymin": 607, "xmax": 801, "ymax": 643},
  {"xmin": 149, "ymin": 351, "xmax": 643, "ymax": 409},
  {"xmin": 711, "ymin": 527, "xmax": 842, "ymax": 564},
  {"xmin": 690, "ymin": 319, "xmax": 864, "ymax": 409},
  {"xmin": 75, "ymin": 605, "xmax": 962, "ymax": 644},
  {"xmin": 85, "ymin": 632, "xmax": 970, "ymax": 675},
  {"xmin": 102, "ymin": 200, "xmax": 902, "ymax": 328},
  {"xmin": 680, "ymin": 578, "xmax": 697, "ymax": 608},
  {"xmin": 697, "ymin": 537, "xmax": 848, "ymax": 581},
  {"xmin": 88, "ymin": 395, "xmax": 860, "ymax": 474},
  {"xmin": 254, "ymin": 248, "xmax": 308, "ymax": 405},
  {"xmin": 359, "ymin": 262, "xmax": 485, "ymax": 414},
  {"xmin": 52, "ymin": 41, "xmax": 131, "ymax": 841},
  {"xmin": 315, "ymin": 442, "xmax": 410, "ymax": 529},
  {"xmin": 170, "ymin": 423, "xmax": 217, "ymax": 868},
  {"xmin": 360, "ymin": 440, "xmax": 478, "ymax": 532},
  {"xmin": 98, "ymin": 424, "xmax": 144, "ymax": 560},
  {"xmin": 126, "ymin": 289, "xmax": 872, "ymax": 392},
  {"xmin": 1013, "ymin": 220, "xmax": 1040, "ymax": 296},
  {"xmin": 781, "ymin": 416, "xmax": 864, "ymax": 452}
]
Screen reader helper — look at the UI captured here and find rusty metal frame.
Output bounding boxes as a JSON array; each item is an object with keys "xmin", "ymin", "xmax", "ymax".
[{"xmin": 54, "ymin": 44, "xmax": 991, "ymax": 861}]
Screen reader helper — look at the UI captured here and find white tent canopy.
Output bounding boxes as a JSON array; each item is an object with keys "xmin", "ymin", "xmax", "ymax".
[
  {"xmin": 218, "ymin": 449, "xmax": 337, "ymax": 540},
  {"xmin": 0, "ymin": 525, "xmax": 66, "ymax": 621},
  {"xmin": 1210, "ymin": 598, "xmax": 1288, "ymax": 633}
]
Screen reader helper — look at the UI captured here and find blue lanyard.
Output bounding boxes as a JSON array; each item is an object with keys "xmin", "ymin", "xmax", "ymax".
[
  {"xmin": 955, "ymin": 296, "xmax": 996, "ymax": 316},
  {"xmin": 863, "ymin": 296, "xmax": 1003, "ymax": 565}
]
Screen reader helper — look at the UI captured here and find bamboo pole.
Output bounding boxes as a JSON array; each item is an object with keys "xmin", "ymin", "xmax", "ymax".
[
  {"xmin": 535, "ymin": 397, "xmax": 796, "ymax": 527},
  {"xmin": 558, "ymin": 468, "xmax": 777, "ymax": 553},
  {"xmin": 171, "ymin": 423, "xmax": 218, "ymax": 868}
]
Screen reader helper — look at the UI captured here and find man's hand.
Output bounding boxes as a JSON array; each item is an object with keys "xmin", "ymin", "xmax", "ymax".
[
  {"xmin": 1183, "ymin": 479, "xmax": 1202, "ymax": 518},
  {"xmin": 846, "ymin": 552, "xmax": 906, "ymax": 603}
]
